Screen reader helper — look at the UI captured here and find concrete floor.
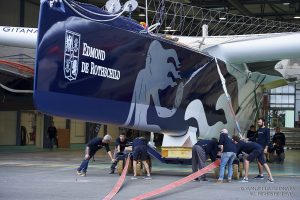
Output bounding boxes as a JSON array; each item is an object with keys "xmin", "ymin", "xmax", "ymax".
[{"xmin": 0, "ymin": 148, "xmax": 299, "ymax": 200}]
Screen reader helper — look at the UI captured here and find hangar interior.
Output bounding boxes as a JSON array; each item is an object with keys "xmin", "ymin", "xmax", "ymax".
[
  {"xmin": 1, "ymin": 0, "xmax": 300, "ymax": 149},
  {"xmin": 1, "ymin": 1, "xmax": 300, "ymax": 200}
]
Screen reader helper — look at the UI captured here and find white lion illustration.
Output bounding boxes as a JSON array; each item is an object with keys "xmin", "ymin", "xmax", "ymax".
[{"xmin": 124, "ymin": 40, "xmax": 182, "ymax": 131}]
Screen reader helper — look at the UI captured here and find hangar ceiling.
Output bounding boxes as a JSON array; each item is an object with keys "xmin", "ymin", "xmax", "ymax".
[
  {"xmin": 25, "ymin": 0, "xmax": 300, "ymax": 24},
  {"xmin": 24, "ymin": 0, "xmax": 300, "ymax": 36}
]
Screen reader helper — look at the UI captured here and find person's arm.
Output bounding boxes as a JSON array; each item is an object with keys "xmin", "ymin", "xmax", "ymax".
[
  {"xmin": 265, "ymin": 128, "xmax": 271, "ymax": 153},
  {"xmin": 282, "ymin": 133, "xmax": 286, "ymax": 146},
  {"xmin": 219, "ymin": 134, "xmax": 224, "ymax": 153},
  {"xmin": 219, "ymin": 145, "xmax": 224, "ymax": 153},
  {"xmin": 247, "ymin": 131, "xmax": 250, "ymax": 139},
  {"xmin": 85, "ymin": 146, "xmax": 90, "ymax": 160},
  {"xmin": 272, "ymin": 134, "xmax": 275, "ymax": 144},
  {"xmin": 115, "ymin": 139, "xmax": 120, "ymax": 153},
  {"xmin": 254, "ymin": 131, "xmax": 258, "ymax": 141},
  {"xmin": 235, "ymin": 143, "xmax": 242, "ymax": 156},
  {"xmin": 105, "ymin": 144, "xmax": 115, "ymax": 162},
  {"xmin": 107, "ymin": 151, "xmax": 115, "ymax": 162},
  {"xmin": 132, "ymin": 139, "xmax": 136, "ymax": 151},
  {"xmin": 210, "ymin": 142, "xmax": 218, "ymax": 161}
]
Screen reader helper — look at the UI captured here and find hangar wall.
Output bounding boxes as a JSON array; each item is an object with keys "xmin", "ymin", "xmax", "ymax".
[
  {"xmin": 0, "ymin": 111, "xmax": 17, "ymax": 145},
  {"xmin": 0, "ymin": 0, "xmax": 38, "ymax": 27},
  {"xmin": 295, "ymin": 83, "xmax": 300, "ymax": 123}
]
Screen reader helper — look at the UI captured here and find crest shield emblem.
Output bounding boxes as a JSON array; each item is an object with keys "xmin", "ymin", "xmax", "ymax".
[{"xmin": 64, "ymin": 30, "xmax": 80, "ymax": 81}]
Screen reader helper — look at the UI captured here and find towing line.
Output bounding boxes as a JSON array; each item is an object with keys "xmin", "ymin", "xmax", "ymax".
[
  {"xmin": 131, "ymin": 159, "xmax": 220, "ymax": 200},
  {"xmin": 103, "ymin": 155, "xmax": 130, "ymax": 200}
]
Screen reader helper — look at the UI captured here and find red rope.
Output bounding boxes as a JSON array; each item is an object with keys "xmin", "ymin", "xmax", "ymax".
[
  {"xmin": 131, "ymin": 160, "xmax": 220, "ymax": 200},
  {"xmin": 103, "ymin": 156, "xmax": 131, "ymax": 200}
]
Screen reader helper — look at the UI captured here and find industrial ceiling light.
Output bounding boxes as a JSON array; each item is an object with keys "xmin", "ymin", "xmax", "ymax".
[
  {"xmin": 163, "ymin": 26, "xmax": 177, "ymax": 32},
  {"xmin": 219, "ymin": 17, "xmax": 226, "ymax": 20},
  {"xmin": 294, "ymin": 16, "xmax": 300, "ymax": 19},
  {"xmin": 138, "ymin": 13, "xmax": 145, "ymax": 16},
  {"xmin": 163, "ymin": 29, "xmax": 177, "ymax": 32},
  {"xmin": 283, "ymin": 3, "xmax": 290, "ymax": 6}
]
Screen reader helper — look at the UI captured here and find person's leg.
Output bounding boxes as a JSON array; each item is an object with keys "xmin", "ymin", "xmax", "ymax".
[
  {"xmin": 49, "ymin": 138, "xmax": 53, "ymax": 149},
  {"xmin": 218, "ymin": 152, "xmax": 230, "ymax": 181},
  {"xmin": 81, "ymin": 150, "xmax": 94, "ymax": 174},
  {"xmin": 110, "ymin": 160, "xmax": 118, "ymax": 173},
  {"xmin": 279, "ymin": 152, "xmax": 285, "ymax": 163},
  {"xmin": 263, "ymin": 163, "xmax": 273, "ymax": 180},
  {"xmin": 227, "ymin": 153, "xmax": 236, "ymax": 180},
  {"xmin": 257, "ymin": 162, "xmax": 264, "ymax": 175},
  {"xmin": 142, "ymin": 160, "xmax": 150, "ymax": 176},
  {"xmin": 258, "ymin": 153, "xmax": 274, "ymax": 181},
  {"xmin": 268, "ymin": 152, "xmax": 275, "ymax": 163},
  {"xmin": 132, "ymin": 147, "xmax": 140, "ymax": 178},
  {"xmin": 253, "ymin": 150, "xmax": 264, "ymax": 178},
  {"xmin": 140, "ymin": 147, "xmax": 151, "ymax": 178},
  {"xmin": 192, "ymin": 146, "xmax": 199, "ymax": 173},
  {"xmin": 197, "ymin": 146, "xmax": 206, "ymax": 179},
  {"xmin": 77, "ymin": 148, "xmax": 89, "ymax": 173},
  {"xmin": 133, "ymin": 160, "xmax": 137, "ymax": 176},
  {"xmin": 81, "ymin": 159, "xmax": 90, "ymax": 173},
  {"xmin": 191, "ymin": 146, "xmax": 207, "ymax": 180},
  {"xmin": 244, "ymin": 159, "xmax": 249, "ymax": 179},
  {"xmin": 110, "ymin": 153, "xmax": 120, "ymax": 173},
  {"xmin": 77, "ymin": 159, "xmax": 85, "ymax": 172}
]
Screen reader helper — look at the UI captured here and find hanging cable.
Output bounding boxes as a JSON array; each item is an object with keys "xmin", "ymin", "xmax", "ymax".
[
  {"xmin": 68, "ymin": 0, "xmax": 120, "ymax": 17},
  {"xmin": 148, "ymin": 22, "xmax": 161, "ymax": 32},
  {"xmin": 215, "ymin": 58, "xmax": 243, "ymax": 138},
  {"xmin": 63, "ymin": 0, "xmax": 126, "ymax": 22}
]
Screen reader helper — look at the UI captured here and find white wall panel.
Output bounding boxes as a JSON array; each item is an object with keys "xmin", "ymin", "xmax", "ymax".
[
  {"xmin": 70, "ymin": 120, "xmax": 85, "ymax": 144},
  {"xmin": 53, "ymin": 116, "xmax": 66, "ymax": 129}
]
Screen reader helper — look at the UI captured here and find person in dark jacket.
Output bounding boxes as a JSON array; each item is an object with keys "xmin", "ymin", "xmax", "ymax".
[
  {"xmin": 77, "ymin": 135, "xmax": 114, "ymax": 176},
  {"xmin": 255, "ymin": 118, "xmax": 271, "ymax": 179},
  {"xmin": 47, "ymin": 122, "xmax": 57, "ymax": 150},
  {"xmin": 232, "ymin": 135, "xmax": 274, "ymax": 183},
  {"xmin": 217, "ymin": 129, "xmax": 236, "ymax": 183},
  {"xmin": 270, "ymin": 127, "xmax": 286, "ymax": 163},
  {"xmin": 246, "ymin": 125, "xmax": 257, "ymax": 142},
  {"xmin": 131, "ymin": 137, "xmax": 151, "ymax": 179},
  {"xmin": 192, "ymin": 138, "xmax": 219, "ymax": 181},
  {"xmin": 110, "ymin": 133, "xmax": 128, "ymax": 174}
]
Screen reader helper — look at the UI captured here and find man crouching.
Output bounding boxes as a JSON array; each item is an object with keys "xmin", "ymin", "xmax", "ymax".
[{"xmin": 232, "ymin": 135, "xmax": 274, "ymax": 183}]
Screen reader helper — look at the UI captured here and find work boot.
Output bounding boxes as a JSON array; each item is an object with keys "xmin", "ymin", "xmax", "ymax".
[
  {"xmin": 254, "ymin": 175, "xmax": 264, "ymax": 179},
  {"xmin": 201, "ymin": 177, "xmax": 208, "ymax": 181},
  {"xmin": 216, "ymin": 179, "xmax": 223, "ymax": 183},
  {"xmin": 267, "ymin": 178, "xmax": 275, "ymax": 183},
  {"xmin": 76, "ymin": 170, "xmax": 82, "ymax": 175},
  {"xmin": 80, "ymin": 172, "xmax": 86, "ymax": 177},
  {"xmin": 240, "ymin": 177, "xmax": 249, "ymax": 183},
  {"xmin": 143, "ymin": 176, "xmax": 152, "ymax": 180},
  {"xmin": 109, "ymin": 170, "xmax": 115, "ymax": 174}
]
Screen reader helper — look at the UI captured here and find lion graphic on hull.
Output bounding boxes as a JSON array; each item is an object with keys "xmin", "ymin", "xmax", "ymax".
[{"xmin": 124, "ymin": 40, "xmax": 182, "ymax": 131}]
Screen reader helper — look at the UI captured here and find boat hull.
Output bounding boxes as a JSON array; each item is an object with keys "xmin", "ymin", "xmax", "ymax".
[{"xmin": 34, "ymin": 0, "xmax": 239, "ymax": 137}]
